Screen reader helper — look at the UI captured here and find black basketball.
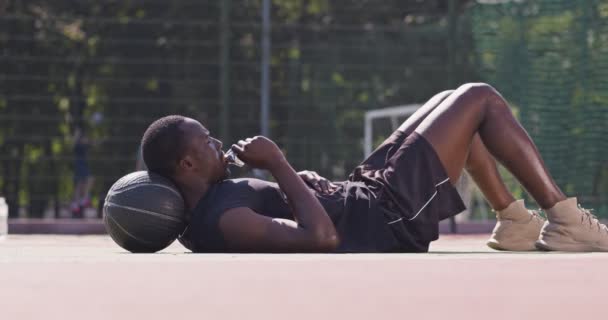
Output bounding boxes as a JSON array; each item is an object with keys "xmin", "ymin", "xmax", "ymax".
[{"xmin": 103, "ymin": 171, "xmax": 186, "ymax": 253}]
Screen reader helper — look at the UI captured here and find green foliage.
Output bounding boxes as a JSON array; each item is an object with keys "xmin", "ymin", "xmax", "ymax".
[
  {"xmin": 0, "ymin": 0, "xmax": 475, "ymax": 217},
  {"xmin": 472, "ymin": 0, "xmax": 608, "ymax": 216}
]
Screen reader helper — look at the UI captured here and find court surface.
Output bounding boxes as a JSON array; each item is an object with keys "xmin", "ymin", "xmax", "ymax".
[{"xmin": 1, "ymin": 234, "xmax": 606, "ymax": 320}]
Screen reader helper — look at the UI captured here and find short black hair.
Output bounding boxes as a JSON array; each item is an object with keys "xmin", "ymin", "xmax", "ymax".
[{"xmin": 141, "ymin": 115, "xmax": 188, "ymax": 178}]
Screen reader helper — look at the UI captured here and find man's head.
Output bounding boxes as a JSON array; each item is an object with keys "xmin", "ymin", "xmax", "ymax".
[{"xmin": 141, "ymin": 115, "xmax": 229, "ymax": 186}]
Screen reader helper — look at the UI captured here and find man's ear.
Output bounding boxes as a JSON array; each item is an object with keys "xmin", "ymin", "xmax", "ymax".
[{"xmin": 179, "ymin": 156, "xmax": 194, "ymax": 171}]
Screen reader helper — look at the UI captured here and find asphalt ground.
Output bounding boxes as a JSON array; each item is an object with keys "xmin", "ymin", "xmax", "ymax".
[{"xmin": 1, "ymin": 234, "xmax": 606, "ymax": 320}]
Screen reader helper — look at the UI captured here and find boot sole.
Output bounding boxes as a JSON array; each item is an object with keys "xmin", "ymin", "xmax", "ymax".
[
  {"xmin": 535, "ymin": 239, "xmax": 606, "ymax": 252},
  {"xmin": 486, "ymin": 239, "xmax": 537, "ymax": 251}
]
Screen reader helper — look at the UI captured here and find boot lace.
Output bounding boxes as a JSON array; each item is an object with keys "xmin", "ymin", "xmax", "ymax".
[
  {"xmin": 578, "ymin": 205, "xmax": 608, "ymax": 233},
  {"xmin": 530, "ymin": 209, "xmax": 545, "ymax": 221}
]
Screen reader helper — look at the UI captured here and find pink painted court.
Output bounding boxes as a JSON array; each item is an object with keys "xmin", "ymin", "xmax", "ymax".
[{"xmin": 2, "ymin": 234, "xmax": 606, "ymax": 320}]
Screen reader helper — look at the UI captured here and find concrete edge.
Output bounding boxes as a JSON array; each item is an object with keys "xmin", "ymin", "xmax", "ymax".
[
  {"xmin": 438, "ymin": 220, "xmax": 494, "ymax": 234},
  {"xmin": 8, "ymin": 218, "xmax": 107, "ymax": 235},
  {"xmin": 7, "ymin": 218, "xmax": 498, "ymax": 235}
]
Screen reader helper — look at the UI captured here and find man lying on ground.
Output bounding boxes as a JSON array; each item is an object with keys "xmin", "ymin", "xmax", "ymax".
[{"xmin": 141, "ymin": 83, "xmax": 608, "ymax": 253}]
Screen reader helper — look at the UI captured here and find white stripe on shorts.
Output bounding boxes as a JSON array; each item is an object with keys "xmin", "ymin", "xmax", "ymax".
[{"xmin": 387, "ymin": 177, "xmax": 450, "ymax": 225}]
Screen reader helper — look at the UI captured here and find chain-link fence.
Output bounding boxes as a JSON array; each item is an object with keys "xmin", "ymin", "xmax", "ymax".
[
  {"xmin": 1, "ymin": 0, "xmax": 606, "ymax": 219},
  {"xmin": 472, "ymin": 0, "xmax": 608, "ymax": 215},
  {"xmin": 1, "ymin": 0, "xmax": 474, "ymax": 218}
]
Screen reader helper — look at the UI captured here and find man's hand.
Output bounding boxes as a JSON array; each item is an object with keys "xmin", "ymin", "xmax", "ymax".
[
  {"xmin": 297, "ymin": 170, "xmax": 338, "ymax": 194},
  {"xmin": 231, "ymin": 136, "xmax": 287, "ymax": 171}
]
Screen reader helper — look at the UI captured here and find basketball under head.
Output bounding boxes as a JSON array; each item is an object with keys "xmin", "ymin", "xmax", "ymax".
[{"xmin": 103, "ymin": 171, "xmax": 186, "ymax": 253}]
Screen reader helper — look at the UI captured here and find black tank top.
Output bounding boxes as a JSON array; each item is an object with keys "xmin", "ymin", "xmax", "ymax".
[{"xmin": 179, "ymin": 178, "xmax": 400, "ymax": 253}]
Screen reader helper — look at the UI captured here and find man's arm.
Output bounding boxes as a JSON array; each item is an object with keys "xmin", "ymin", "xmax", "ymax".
[{"xmin": 219, "ymin": 136, "xmax": 339, "ymax": 252}]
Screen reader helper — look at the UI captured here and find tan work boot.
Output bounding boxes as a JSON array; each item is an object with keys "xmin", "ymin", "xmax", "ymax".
[
  {"xmin": 486, "ymin": 199, "xmax": 545, "ymax": 251},
  {"xmin": 536, "ymin": 197, "xmax": 608, "ymax": 252}
]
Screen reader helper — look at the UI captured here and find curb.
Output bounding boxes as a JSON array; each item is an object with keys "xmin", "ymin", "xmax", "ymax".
[
  {"xmin": 8, "ymin": 218, "xmax": 107, "ymax": 235},
  {"xmin": 7, "ymin": 218, "xmax": 498, "ymax": 235}
]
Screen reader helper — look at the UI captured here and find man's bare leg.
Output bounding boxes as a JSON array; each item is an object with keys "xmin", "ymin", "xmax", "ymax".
[
  {"xmin": 414, "ymin": 83, "xmax": 608, "ymax": 252},
  {"xmin": 413, "ymin": 84, "xmax": 564, "ymax": 208},
  {"xmin": 398, "ymin": 90, "xmax": 515, "ymax": 211},
  {"xmin": 398, "ymin": 89, "xmax": 544, "ymax": 251}
]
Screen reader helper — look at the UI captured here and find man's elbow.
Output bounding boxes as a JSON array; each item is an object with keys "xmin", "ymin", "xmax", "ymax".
[
  {"xmin": 323, "ymin": 235, "xmax": 340, "ymax": 251},
  {"xmin": 313, "ymin": 231, "xmax": 340, "ymax": 252}
]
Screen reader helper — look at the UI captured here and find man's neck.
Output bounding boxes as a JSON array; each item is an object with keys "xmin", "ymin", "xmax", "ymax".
[{"xmin": 179, "ymin": 179, "xmax": 211, "ymax": 211}]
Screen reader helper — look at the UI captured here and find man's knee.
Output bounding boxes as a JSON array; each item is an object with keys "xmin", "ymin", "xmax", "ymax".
[
  {"xmin": 457, "ymin": 82, "xmax": 497, "ymax": 96},
  {"xmin": 427, "ymin": 90, "xmax": 456, "ymax": 106},
  {"xmin": 434, "ymin": 89, "xmax": 456, "ymax": 100},
  {"xmin": 457, "ymin": 83, "xmax": 512, "ymax": 119}
]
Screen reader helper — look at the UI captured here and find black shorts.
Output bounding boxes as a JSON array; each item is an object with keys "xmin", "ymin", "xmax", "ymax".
[{"xmin": 349, "ymin": 131, "xmax": 466, "ymax": 252}]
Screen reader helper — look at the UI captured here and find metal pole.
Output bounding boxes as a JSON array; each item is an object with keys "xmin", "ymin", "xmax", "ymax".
[
  {"xmin": 260, "ymin": 0, "xmax": 271, "ymax": 137},
  {"xmin": 447, "ymin": 0, "xmax": 456, "ymax": 91},
  {"xmin": 219, "ymin": 0, "xmax": 232, "ymax": 142},
  {"xmin": 364, "ymin": 115, "xmax": 372, "ymax": 157},
  {"xmin": 448, "ymin": 0, "xmax": 458, "ymax": 234}
]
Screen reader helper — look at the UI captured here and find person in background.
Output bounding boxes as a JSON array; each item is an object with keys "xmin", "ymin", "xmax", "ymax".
[{"xmin": 71, "ymin": 127, "xmax": 94, "ymax": 218}]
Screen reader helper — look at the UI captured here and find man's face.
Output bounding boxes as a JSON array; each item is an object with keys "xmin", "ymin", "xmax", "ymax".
[{"xmin": 179, "ymin": 118, "xmax": 230, "ymax": 183}]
